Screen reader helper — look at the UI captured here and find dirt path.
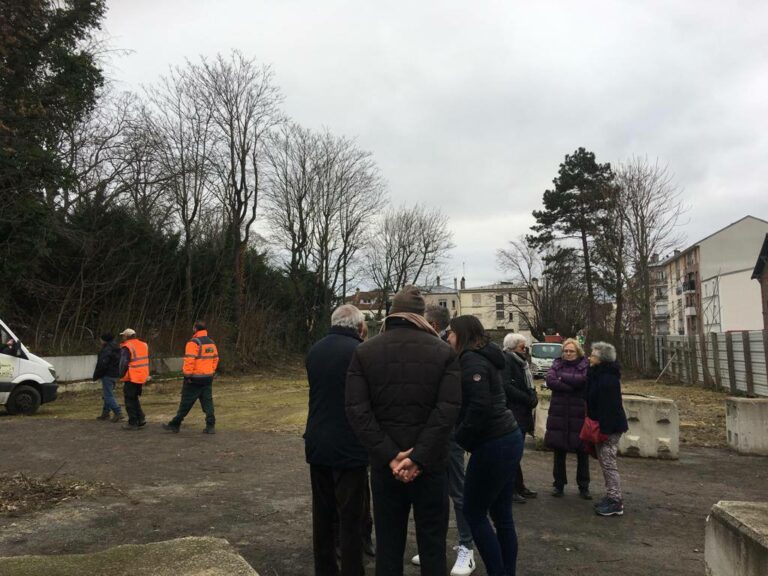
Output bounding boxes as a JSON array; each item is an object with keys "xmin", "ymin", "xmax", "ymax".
[{"xmin": 1, "ymin": 417, "xmax": 765, "ymax": 575}]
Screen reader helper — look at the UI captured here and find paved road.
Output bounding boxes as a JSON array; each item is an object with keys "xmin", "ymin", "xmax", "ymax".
[{"xmin": 1, "ymin": 418, "xmax": 765, "ymax": 575}]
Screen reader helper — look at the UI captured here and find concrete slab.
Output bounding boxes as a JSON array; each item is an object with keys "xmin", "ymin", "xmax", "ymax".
[
  {"xmin": 0, "ymin": 536, "xmax": 259, "ymax": 576},
  {"xmin": 726, "ymin": 397, "xmax": 768, "ymax": 455},
  {"xmin": 705, "ymin": 501, "xmax": 768, "ymax": 576}
]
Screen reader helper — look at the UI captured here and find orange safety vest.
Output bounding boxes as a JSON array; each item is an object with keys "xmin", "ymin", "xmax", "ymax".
[
  {"xmin": 121, "ymin": 338, "xmax": 150, "ymax": 384},
  {"xmin": 183, "ymin": 330, "xmax": 219, "ymax": 379}
]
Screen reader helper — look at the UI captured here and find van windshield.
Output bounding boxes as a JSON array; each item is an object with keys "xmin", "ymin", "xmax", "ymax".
[{"xmin": 531, "ymin": 344, "xmax": 562, "ymax": 359}]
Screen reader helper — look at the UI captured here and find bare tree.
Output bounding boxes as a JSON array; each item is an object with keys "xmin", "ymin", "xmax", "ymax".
[
  {"xmin": 54, "ymin": 90, "xmax": 138, "ymax": 214},
  {"xmin": 615, "ymin": 156, "xmax": 686, "ymax": 371},
  {"xmin": 367, "ymin": 204, "xmax": 454, "ymax": 311},
  {"xmin": 497, "ymin": 237, "xmax": 588, "ymax": 339},
  {"xmin": 145, "ymin": 66, "xmax": 215, "ymax": 318},
  {"xmin": 192, "ymin": 51, "xmax": 284, "ymax": 344},
  {"xmin": 266, "ymin": 124, "xmax": 385, "ymax": 342}
]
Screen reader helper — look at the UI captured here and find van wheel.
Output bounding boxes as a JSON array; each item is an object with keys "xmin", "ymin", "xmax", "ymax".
[{"xmin": 7, "ymin": 385, "xmax": 41, "ymax": 415}]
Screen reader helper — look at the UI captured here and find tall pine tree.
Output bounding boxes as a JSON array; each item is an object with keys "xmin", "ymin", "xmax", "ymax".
[{"xmin": 527, "ymin": 147, "xmax": 614, "ymax": 340}]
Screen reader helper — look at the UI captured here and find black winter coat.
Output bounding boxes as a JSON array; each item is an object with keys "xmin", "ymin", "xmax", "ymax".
[
  {"xmin": 304, "ymin": 326, "xmax": 369, "ymax": 469},
  {"xmin": 585, "ymin": 361, "xmax": 629, "ymax": 435},
  {"xmin": 93, "ymin": 342, "xmax": 120, "ymax": 380},
  {"xmin": 345, "ymin": 318, "xmax": 461, "ymax": 472},
  {"xmin": 455, "ymin": 343, "xmax": 519, "ymax": 452},
  {"xmin": 502, "ymin": 351, "xmax": 536, "ymax": 434}
]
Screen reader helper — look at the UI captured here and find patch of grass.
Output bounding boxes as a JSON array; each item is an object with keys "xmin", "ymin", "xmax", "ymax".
[{"xmin": 38, "ymin": 374, "xmax": 310, "ymax": 434}]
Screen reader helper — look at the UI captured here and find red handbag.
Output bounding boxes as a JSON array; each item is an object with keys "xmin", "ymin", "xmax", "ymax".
[
  {"xmin": 579, "ymin": 416, "xmax": 609, "ymax": 457},
  {"xmin": 579, "ymin": 417, "xmax": 608, "ymax": 444}
]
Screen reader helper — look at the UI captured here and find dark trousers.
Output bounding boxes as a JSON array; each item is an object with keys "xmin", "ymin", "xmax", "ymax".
[
  {"xmin": 370, "ymin": 465, "xmax": 449, "ymax": 576},
  {"xmin": 552, "ymin": 448, "xmax": 590, "ymax": 490},
  {"xmin": 123, "ymin": 382, "xmax": 145, "ymax": 426},
  {"xmin": 310, "ymin": 465, "xmax": 367, "ymax": 576},
  {"xmin": 463, "ymin": 431, "xmax": 524, "ymax": 576},
  {"xmin": 513, "ymin": 443, "xmax": 526, "ymax": 495},
  {"xmin": 169, "ymin": 381, "xmax": 215, "ymax": 427},
  {"xmin": 336, "ymin": 470, "xmax": 373, "ymax": 543}
]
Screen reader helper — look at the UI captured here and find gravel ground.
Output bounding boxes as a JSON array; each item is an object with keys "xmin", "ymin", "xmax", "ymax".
[{"xmin": 1, "ymin": 407, "xmax": 765, "ymax": 575}]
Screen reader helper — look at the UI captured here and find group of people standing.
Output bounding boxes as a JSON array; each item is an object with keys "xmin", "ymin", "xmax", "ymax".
[
  {"xmin": 304, "ymin": 285, "xmax": 629, "ymax": 576},
  {"xmin": 92, "ymin": 321, "xmax": 220, "ymax": 434}
]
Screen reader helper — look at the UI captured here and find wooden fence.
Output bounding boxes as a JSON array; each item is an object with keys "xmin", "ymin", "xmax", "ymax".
[{"xmin": 622, "ymin": 331, "xmax": 768, "ymax": 397}]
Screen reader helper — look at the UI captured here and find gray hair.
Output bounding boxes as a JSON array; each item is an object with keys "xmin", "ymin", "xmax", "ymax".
[
  {"xmin": 331, "ymin": 304, "xmax": 364, "ymax": 330},
  {"xmin": 590, "ymin": 341, "xmax": 617, "ymax": 363},
  {"xmin": 503, "ymin": 333, "xmax": 527, "ymax": 352},
  {"xmin": 424, "ymin": 305, "xmax": 451, "ymax": 331}
]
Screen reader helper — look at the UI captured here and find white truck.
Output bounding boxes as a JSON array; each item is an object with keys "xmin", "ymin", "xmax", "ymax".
[
  {"xmin": 530, "ymin": 342, "xmax": 563, "ymax": 379},
  {"xmin": 0, "ymin": 319, "xmax": 58, "ymax": 414}
]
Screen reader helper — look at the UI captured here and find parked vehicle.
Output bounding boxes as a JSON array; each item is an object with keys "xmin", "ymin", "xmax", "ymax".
[
  {"xmin": 0, "ymin": 320, "xmax": 58, "ymax": 414},
  {"xmin": 530, "ymin": 342, "xmax": 563, "ymax": 379}
]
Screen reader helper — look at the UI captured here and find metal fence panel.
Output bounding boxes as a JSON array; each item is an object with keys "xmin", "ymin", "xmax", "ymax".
[{"xmin": 623, "ymin": 330, "xmax": 767, "ymax": 397}]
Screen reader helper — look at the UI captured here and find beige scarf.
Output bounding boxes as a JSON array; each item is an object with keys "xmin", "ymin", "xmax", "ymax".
[{"xmin": 381, "ymin": 312, "xmax": 439, "ymax": 337}]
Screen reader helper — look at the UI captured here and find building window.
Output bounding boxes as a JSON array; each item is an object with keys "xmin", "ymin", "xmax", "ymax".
[
  {"xmin": 508, "ymin": 311, "xmax": 514, "ymax": 321},
  {"xmin": 451, "ymin": 300, "xmax": 456, "ymax": 309},
  {"xmin": 495, "ymin": 295, "xmax": 504, "ymax": 318},
  {"xmin": 472, "ymin": 294, "xmax": 481, "ymax": 305},
  {"xmin": 438, "ymin": 299, "xmax": 447, "ymax": 308}
]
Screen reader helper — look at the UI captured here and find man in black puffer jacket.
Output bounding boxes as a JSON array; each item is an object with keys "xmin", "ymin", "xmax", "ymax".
[{"xmin": 346, "ymin": 285, "xmax": 461, "ymax": 576}]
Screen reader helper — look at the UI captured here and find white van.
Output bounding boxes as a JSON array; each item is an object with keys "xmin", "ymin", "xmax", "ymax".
[
  {"xmin": 530, "ymin": 342, "xmax": 563, "ymax": 379},
  {"xmin": 0, "ymin": 319, "xmax": 58, "ymax": 414}
]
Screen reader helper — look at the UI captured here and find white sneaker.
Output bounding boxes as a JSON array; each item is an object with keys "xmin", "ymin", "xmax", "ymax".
[
  {"xmin": 451, "ymin": 545, "xmax": 475, "ymax": 576},
  {"xmin": 411, "ymin": 553, "xmax": 420, "ymax": 566}
]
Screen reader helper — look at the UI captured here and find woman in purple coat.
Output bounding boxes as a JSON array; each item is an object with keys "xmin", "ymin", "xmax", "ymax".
[{"xmin": 544, "ymin": 338, "xmax": 591, "ymax": 499}]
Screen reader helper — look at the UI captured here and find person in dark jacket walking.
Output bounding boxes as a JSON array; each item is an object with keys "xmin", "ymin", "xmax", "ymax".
[
  {"xmin": 346, "ymin": 285, "xmax": 461, "ymax": 576},
  {"xmin": 501, "ymin": 333, "xmax": 537, "ymax": 503},
  {"xmin": 586, "ymin": 342, "xmax": 629, "ymax": 517},
  {"xmin": 306, "ymin": 305, "xmax": 370, "ymax": 576},
  {"xmin": 92, "ymin": 333, "xmax": 123, "ymax": 422},
  {"xmin": 544, "ymin": 338, "xmax": 591, "ymax": 499},
  {"xmin": 449, "ymin": 315, "xmax": 523, "ymax": 576}
]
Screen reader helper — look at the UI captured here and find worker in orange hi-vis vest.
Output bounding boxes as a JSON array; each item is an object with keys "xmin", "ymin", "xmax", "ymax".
[
  {"xmin": 163, "ymin": 320, "xmax": 220, "ymax": 435},
  {"xmin": 118, "ymin": 328, "xmax": 150, "ymax": 430}
]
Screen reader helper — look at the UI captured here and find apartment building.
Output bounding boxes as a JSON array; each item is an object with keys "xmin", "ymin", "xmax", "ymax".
[
  {"xmin": 650, "ymin": 257, "xmax": 670, "ymax": 335},
  {"xmin": 658, "ymin": 215, "xmax": 768, "ymax": 335}
]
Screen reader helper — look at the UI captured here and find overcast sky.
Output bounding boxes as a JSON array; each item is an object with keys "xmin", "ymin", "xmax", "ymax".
[{"xmin": 103, "ymin": 0, "xmax": 768, "ymax": 287}]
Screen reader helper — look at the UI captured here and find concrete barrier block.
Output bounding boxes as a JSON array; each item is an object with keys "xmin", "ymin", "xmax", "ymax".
[
  {"xmin": 618, "ymin": 395, "xmax": 679, "ymax": 459},
  {"xmin": 45, "ymin": 355, "xmax": 185, "ymax": 383},
  {"xmin": 705, "ymin": 501, "xmax": 768, "ymax": 576},
  {"xmin": 726, "ymin": 398, "xmax": 768, "ymax": 456},
  {"xmin": 533, "ymin": 391, "xmax": 679, "ymax": 459}
]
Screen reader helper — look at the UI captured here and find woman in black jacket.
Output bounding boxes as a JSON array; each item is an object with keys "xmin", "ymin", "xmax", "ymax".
[
  {"xmin": 449, "ymin": 315, "xmax": 523, "ymax": 576},
  {"xmin": 502, "ymin": 333, "xmax": 538, "ymax": 502},
  {"xmin": 585, "ymin": 342, "xmax": 628, "ymax": 517}
]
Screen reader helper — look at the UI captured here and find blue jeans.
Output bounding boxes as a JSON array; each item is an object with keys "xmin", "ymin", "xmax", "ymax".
[
  {"xmin": 101, "ymin": 376, "xmax": 121, "ymax": 415},
  {"xmin": 463, "ymin": 430, "xmax": 524, "ymax": 576}
]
